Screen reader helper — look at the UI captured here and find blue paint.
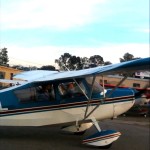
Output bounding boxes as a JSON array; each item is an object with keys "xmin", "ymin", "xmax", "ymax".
[
  {"xmin": 0, "ymin": 79, "xmax": 134, "ymax": 118},
  {"xmin": 83, "ymin": 130, "xmax": 119, "ymax": 141},
  {"xmin": 0, "ymin": 76, "xmax": 135, "ymax": 111}
]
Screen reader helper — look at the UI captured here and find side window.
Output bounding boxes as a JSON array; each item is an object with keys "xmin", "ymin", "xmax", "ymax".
[
  {"xmin": 100, "ymin": 79, "xmax": 107, "ymax": 84},
  {"xmin": 14, "ymin": 84, "xmax": 55, "ymax": 102},
  {"xmin": 14, "ymin": 87, "xmax": 36, "ymax": 102},
  {"xmin": 36, "ymin": 84, "xmax": 55, "ymax": 101},
  {"xmin": 58, "ymin": 81, "xmax": 87, "ymax": 99},
  {"xmin": 0, "ymin": 71, "xmax": 5, "ymax": 79},
  {"xmin": 133, "ymin": 83, "xmax": 140, "ymax": 88},
  {"xmin": 104, "ymin": 80, "xmax": 107, "ymax": 84}
]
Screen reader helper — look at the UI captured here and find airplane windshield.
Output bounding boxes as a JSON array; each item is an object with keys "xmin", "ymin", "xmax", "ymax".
[
  {"xmin": 58, "ymin": 80, "xmax": 87, "ymax": 99},
  {"xmin": 85, "ymin": 77, "xmax": 103, "ymax": 93}
]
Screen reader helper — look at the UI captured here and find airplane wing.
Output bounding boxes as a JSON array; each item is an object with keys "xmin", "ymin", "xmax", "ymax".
[
  {"xmin": 13, "ymin": 70, "xmax": 58, "ymax": 81},
  {"xmin": 0, "ymin": 79, "xmax": 26, "ymax": 85},
  {"xmin": 34, "ymin": 57, "xmax": 150, "ymax": 82},
  {"xmin": 13, "ymin": 57, "xmax": 150, "ymax": 83}
]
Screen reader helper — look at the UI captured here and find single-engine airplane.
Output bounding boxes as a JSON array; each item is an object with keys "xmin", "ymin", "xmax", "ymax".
[{"xmin": 0, "ymin": 57, "xmax": 150, "ymax": 148}]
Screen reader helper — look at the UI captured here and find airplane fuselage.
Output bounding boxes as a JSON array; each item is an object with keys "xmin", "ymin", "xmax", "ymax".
[{"xmin": 0, "ymin": 78, "xmax": 135, "ymax": 126}]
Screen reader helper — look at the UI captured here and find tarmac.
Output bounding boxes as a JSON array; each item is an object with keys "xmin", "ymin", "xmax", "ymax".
[{"xmin": 0, "ymin": 116, "xmax": 149, "ymax": 150}]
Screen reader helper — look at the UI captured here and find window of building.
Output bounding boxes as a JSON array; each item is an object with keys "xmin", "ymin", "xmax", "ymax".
[
  {"xmin": 10, "ymin": 73, "xmax": 13, "ymax": 80},
  {"xmin": 99, "ymin": 79, "xmax": 107, "ymax": 84},
  {"xmin": 0, "ymin": 71, "xmax": 5, "ymax": 79},
  {"xmin": 104, "ymin": 80, "xmax": 107, "ymax": 84},
  {"xmin": 133, "ymin": 83, "xmax": 140, "ymax": 88}
]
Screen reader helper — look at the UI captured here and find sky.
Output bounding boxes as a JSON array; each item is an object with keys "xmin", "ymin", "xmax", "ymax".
[{"xmin": 0, "ymin": 0, "xmax": 149, "ymax": 68}]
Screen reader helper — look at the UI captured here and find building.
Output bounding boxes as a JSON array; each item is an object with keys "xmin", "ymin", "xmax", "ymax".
[
  {"xmin": 97, "ymin": 75, "xmax": 150, "ymax": 89},
  {"xmin": 0, "ymin": 66, "xmax": 22, "ymax": 86}
]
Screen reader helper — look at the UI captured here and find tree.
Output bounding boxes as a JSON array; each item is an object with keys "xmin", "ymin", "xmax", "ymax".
[
  {"xmin": 104, "ymin": 61, "xmax": 112, "ymax": 65},
  {"xmin": 11, "ymin": 65, "xmax": 38, "ymax": 71},
  {"xmin": 89, "ymin": 55, "xmax": 104, "ymax": 66},
  {"xmin": 68, "ymin": 56, "xmax": 83, "ymax": 70},
  {"xmin": 55, "ymin": 53, "xmax": 83, "ymax": 70},
  {"xmin": 120, "ymin": 52, "xmax": 139, "ymax": 62},
  {"xmin": 81, "ymin": 57, "xmax": 90, "ymax": 69},
  {"xmin": 0, "ymin": 48, "xmax": 9, "ymax": 66},
  {"xmin": 55, "ymin": 53, "xmax": 72, "ymax": 70},
  {"xmin": 55, "ymin": 53, "xmax": 112, "ymax": 70},
  {"xmin": 39, "ymin": 65, "xmax": 55, "ymax": 71}
]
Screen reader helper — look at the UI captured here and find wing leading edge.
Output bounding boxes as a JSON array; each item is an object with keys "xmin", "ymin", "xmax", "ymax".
[{"xmin": 33, "ymin": 57, "xmax": 150, "ymax": 83}]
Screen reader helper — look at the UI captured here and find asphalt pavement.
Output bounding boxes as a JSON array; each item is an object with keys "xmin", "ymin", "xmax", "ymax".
[{"xmin": 0, "ymin": 116, "xmax": 149, "ymax": 150}]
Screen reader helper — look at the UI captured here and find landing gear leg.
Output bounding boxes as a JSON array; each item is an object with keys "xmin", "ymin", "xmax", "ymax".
[{"xmin": 91, "ymin": 117, "xmax": 101, "ymax": 132}]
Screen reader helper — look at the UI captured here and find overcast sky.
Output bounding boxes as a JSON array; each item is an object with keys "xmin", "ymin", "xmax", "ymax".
[{"xmin": 0, "ymin": 0, "xmax": 149, "ymax": 67}]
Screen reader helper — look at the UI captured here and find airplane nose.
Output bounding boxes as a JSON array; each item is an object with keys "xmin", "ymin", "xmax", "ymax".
[
  {"xmin": 134, "ymin": 86, "xmax": 149, "ymax": 98},
  {"xmin": 134, "ymin": 94, "xmax": 147, "ymax": 106},
  {"xmin": 134, "ymin": 89, "xmax": 148, "ymax": 106},
  {"xmin": 109, "ymin": 88, "xmax": 135, "ymax": 117}
]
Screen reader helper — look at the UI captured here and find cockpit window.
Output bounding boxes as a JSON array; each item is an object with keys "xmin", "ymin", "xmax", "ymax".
[
  {"xmin": 58, "ymin": 80, "xmax": 87, "ymax": 99},
  {"xmin": 85, "ymin": 77, "xmax": 103, "ymax": 93}
]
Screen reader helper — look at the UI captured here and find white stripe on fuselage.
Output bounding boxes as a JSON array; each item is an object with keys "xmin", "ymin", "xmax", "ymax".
[{"xmin": 0, "ymin": 100, "xmax": 134, "ymax": 126}]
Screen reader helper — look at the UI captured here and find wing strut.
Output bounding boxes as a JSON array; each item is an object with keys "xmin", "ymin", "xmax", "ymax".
[
  {"xmin": 84, "ymin": 76, "xmax": 96, "ymax": 118},
  {"xmin": 73, "ymin": 79, "xmax": 89, "ymax": 100},
  {"xmin": 83, "ymin": 74, "xmax": 129, "ymax": 121},
  {"xmin": 102, "ymin": 76, "xmax": 106, "ymax": 97}
]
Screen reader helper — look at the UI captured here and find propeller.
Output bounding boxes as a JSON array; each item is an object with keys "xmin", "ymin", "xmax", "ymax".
[
  {"xmin": 134, "ymin": 86, "xmax": 150, "ymax": 105},
  {"xmin": 134, "ymin": 86, "xmax": 149, "ymax": 99},
  {"xmin": 135, "ymin": 89, "xmax": 146, "ymax": 98}
]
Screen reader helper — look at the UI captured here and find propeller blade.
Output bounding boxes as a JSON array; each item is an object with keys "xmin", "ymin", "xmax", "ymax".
[
  {"xmin": 135, "ymin": 89, "xmax": 146, "ymax": 98},
  {"xmin": 134, "ymin": 85, "xmax": 149, "ymax": 99}
]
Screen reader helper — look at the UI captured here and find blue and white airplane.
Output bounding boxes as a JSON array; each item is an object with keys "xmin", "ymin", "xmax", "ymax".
[{"xmin": 0, "ymin": 57, "xmax": 149, "ymax": 148}]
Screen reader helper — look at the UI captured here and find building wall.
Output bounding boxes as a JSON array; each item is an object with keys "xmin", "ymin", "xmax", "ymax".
[
  {"xmin": 97, "ymin": 75, "xmax": 149, "ymax": 89},
  {"xmin": 0, "ymin": 66, "xmax": 22, "ymax": 80},
  {"xmin": 0, "ymin": 66, "xmax": 22, "ymax": 87}
]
